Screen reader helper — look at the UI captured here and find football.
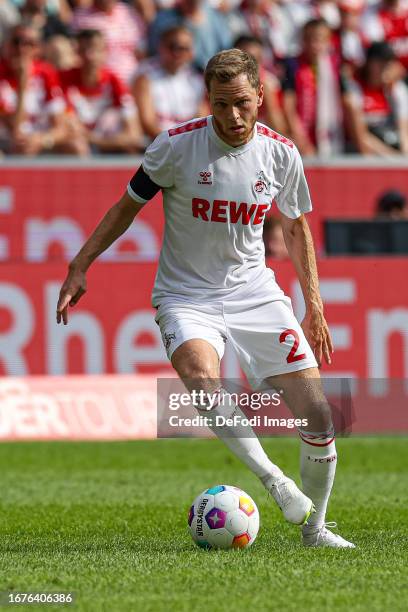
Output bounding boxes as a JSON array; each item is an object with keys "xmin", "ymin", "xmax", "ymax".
[{"xmin": 188, "ymin": 485, "xmax": 260, "ymax": 549}]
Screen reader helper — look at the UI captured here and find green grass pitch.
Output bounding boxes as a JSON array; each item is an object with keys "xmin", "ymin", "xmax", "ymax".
[{"xmin": 0, "ymin": 437, "xmax": 407, "ymax": 611}]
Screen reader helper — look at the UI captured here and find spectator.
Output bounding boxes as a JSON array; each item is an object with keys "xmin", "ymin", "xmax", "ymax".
[
  {"xmin": 263, "ymin": 215, "xmax": 289, "ymax": 260},
  {"xmin": 241, "ymin": 0, "xmax": 307, "ymax": 65},
  {"xmin": 333, "ymin": 0, "xmax": 366, "ymax": 75},
  {"xmin": 234, "ymin": 34, "xmax": 287, "ymax": 134},
  {"xmin": 72, "ymin": 0, "xmax": 146, "ymax": 84},
  {"xmin": 210, "ymin": 0, "xmax": 247, "ymax": 44},
  {"xmin": 312, "ymin": 0, "xmax": 341, "ymax": 30},
  {"xmin": 148, "ymin": 0, "xmax": 232, "ymax": 71},
  {"xmin": 133, "ymin": 0, "xmax": 157, "ymax": 24},
  {"xmin": 362, "ymin": 0, "xmax": 408, "ymax": 72},
  {"xmin": 60, "ymin": 29, "xmax": 143, "ymax": 154},
  {"xmin": 19, "ymin": 0, "xmax": 72, "ymax": 40},
  {"xmin": 375, "ymin": 189, "xmax": 407, "ymax": 218},
  {"xmin": 0, "ymin": 24, "xmax": 73, "ymax": 154},
  {"xmin": 133, "ymin": 25, "xmax": 207, "ymax": 139},
  {"xmin": 343, "ymin": 42, "xmax": 408, "ymax": 154},
  {"xmin": 282, "ymin": 18, "xmax": 344, "ymax": 156}
]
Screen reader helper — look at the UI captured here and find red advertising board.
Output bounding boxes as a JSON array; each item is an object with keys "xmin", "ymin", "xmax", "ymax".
[
  {"xmin": 1, "ymin": 163, "xmax": 408, "ymax": 260},
  {"xmin": 1, "ymin": 162, "xmax": 407, "ymax": 441},
  {"xmin": 0, "ymin": 373, "xmax": 406, "ymax": 441},
  {"xmin": 0, "ymin": 259, "xmax": 407, "ymax": 380},
  {"xmin": 0, "ymin": 375, "xmax": 158, "ymax": 440}
]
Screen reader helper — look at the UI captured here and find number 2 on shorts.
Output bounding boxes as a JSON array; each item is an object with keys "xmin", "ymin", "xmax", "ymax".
[{"xmin": 279, "ymin": 328, "xmax": 306, "ymax": 364}]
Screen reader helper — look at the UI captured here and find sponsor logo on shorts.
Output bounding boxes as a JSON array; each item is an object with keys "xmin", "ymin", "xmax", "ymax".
[{"xmin": 164, "ymin": 332, "xmax": 176, "ymax": 350}]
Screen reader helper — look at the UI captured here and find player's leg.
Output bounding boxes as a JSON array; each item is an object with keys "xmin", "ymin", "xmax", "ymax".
[
  {"xmin": 171, "ymin": 338, "xmax": 285, "ymax": 485},
  {"xmin": 265, "ymin": 367, "xmax": 335, "ymax": 530},
  {"xmin": 266, "ymin": 367, "xmax": 355, "ymax": 548},
  {"xmin": 224, "ymin": 294, "xmax": 353, "ymax": 542},
  {"xmin": 157, "ymin": 299, "xmax": 313, "ymax": 525}
]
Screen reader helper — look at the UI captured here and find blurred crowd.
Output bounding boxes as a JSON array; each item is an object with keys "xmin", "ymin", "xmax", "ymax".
[{"xmin": 0, "ymin": 0, "xmax": 408, "ymax": 156}]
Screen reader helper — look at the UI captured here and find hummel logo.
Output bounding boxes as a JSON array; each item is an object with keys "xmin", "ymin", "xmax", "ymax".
[{"xmin": 198, "ymin": 170, "xmax": 212, "ymax": 185}]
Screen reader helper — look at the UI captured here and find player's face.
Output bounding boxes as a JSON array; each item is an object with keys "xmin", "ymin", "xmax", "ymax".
[{"xmin": 209, "ymin": 74, "xmax": 263, "ymax": 147}]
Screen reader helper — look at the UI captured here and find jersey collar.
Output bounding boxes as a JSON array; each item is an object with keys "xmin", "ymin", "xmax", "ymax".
[{"xmin": 208, "ymin": 116, "xmax": 258, "ymax": 156}]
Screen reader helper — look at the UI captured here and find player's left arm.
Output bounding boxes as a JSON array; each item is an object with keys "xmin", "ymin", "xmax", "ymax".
[{"xmin": 280, "ymin": 212, "xmax": 333, "ymax": 367}]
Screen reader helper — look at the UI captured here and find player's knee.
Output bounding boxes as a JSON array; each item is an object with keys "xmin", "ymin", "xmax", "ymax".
[
  {"xmin": 172, "ymin": 358, "xmax": 219, "ymax": 387},
  {"xmin": 171, "ymin": 342, "xmax": 220, "ymax": 383},
  {"xmin": 181, "ymin": 366, "xmax": 218, "ymax": 386},
  {"xmin": 303, "ymin": 400, "xmax": 333, "ymax": 432}
]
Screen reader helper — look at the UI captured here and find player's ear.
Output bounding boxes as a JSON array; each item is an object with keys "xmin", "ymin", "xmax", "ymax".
[{"xmin": 257, "ymin": 84, "xmax": 264, "ymax": 108}]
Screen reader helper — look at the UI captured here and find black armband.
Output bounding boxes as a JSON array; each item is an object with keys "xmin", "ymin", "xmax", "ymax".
[{"xmin": 127, "ymin": 165, "xmax": 161, "ymax": 203}]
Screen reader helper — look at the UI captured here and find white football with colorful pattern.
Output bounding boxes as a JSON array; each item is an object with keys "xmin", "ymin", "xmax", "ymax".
[{"xmin": 188, "ymin": 485, "xmax": 260, "ymax": 549}]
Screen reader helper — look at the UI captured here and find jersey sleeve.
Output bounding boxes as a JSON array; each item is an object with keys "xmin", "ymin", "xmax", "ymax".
[
  {"xmin": 127, "ymin": 165, "xmax": 161, "ymax": 204},
  {"xmin": 141, "ymin": 130, "xmax": 174, "ymax": 188},
  {"xmin": 275, "ymin": 146, "xmax": 312, "ymax": 219}
]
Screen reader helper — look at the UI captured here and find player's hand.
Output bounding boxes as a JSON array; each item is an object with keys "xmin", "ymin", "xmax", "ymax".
[
  {"xmin": 56, "ymin": 266, "xmax": 87, "ymax": 325},
  {"xmin": 301, "ymin": 304, "xmax": 334, "ymax": 367}
]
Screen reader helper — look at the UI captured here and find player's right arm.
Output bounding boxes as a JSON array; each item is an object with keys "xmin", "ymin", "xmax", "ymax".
[
  {"xmin": 57, "ymin": 169, "xmax": 164, "ymax": 325},
  {"xmin": 56, "ymin": 192, "xmax": 143, "ymax": 324},
  {"xmin": 57, "ymin": 130, "xmax": 174, "ymax": 324}
]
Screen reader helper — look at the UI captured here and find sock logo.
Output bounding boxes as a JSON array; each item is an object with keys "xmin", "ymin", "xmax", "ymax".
[{"xmin": 307, "ymin": 454, "xmax": 337, "ymax": 463}]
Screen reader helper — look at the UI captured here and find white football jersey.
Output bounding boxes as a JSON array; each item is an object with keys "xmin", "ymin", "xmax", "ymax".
[{"xmin": 127, "ymin": 116, "xmax": 312, "ymax": 307}]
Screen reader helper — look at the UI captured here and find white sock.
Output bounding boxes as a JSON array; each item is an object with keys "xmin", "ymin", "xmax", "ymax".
[
  {"xmin": 299, "ymin": 430, "xmax": 337, "ymax": 532},
  {"xmin": 197, "ymin": 388, "xmax": 283, "ymax": 483}
]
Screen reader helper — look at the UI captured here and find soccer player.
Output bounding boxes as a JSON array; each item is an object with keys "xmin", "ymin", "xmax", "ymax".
[{"xmin": 57, "ymin": 49, "xmax": 355, "ymax": 548}]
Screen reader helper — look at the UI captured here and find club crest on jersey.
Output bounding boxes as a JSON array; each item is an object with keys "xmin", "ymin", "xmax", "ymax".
[
  {"xmin": 198, "ymin": 170, "xmax": 213, "ymax": 185},
  {"xmin": 254, "ymin": 171, "xmax": 270, "ymax": 194}
]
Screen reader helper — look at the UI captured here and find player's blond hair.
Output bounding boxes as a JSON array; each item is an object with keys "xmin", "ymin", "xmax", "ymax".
[{"xmin": 204, "ymin": 49, "xmax": 260, "ymax": 92}]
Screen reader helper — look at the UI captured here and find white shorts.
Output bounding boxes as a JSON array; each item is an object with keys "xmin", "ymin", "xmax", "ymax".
[{"xmin": 155, "ymin": 290, "xmax": 317, "ymax": 384}]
